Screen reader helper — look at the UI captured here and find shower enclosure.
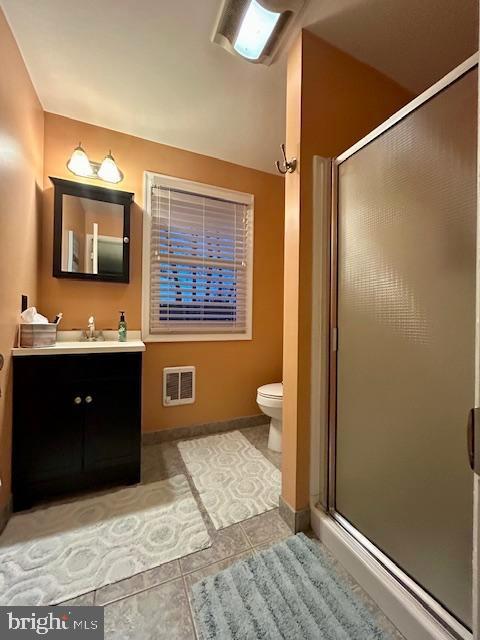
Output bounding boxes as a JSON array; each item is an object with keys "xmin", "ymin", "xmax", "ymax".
[{"xmin": 313, "ymin": 55, "xmax": 479, "ymax": 639}]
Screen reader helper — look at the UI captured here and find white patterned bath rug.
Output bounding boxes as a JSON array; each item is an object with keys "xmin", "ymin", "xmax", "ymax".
[
  {"xmin": 177, "ymin": 430, "xmax": 281, "ymax": 529},
  {"xmin": 0, "ymin": 475, "xmax": 211, "ymax": 606}
]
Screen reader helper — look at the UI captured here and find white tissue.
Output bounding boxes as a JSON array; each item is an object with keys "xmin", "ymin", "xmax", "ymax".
[{"xmin": 21, "ymin": 306, "xmax": 49, "ymax": 324}]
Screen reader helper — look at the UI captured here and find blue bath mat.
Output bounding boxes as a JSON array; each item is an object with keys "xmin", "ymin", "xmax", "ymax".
[{"xmin": 192, "ymin": 533, "xmax": 397, "ymax": 639}]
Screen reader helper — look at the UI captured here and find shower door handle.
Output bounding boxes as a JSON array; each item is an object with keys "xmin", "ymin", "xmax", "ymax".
[{"xmin": 467, "ymin": 407, "xmax": 480, "ymax": 473}]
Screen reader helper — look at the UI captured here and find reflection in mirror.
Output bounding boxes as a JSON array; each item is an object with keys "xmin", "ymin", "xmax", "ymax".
[{"xmin": 61, "ymin": 195, "xmax": 124, "ymax": 276}]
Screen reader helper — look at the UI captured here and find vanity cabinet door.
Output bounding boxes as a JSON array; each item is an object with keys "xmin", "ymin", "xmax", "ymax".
[
  {"xmin": 83, "ymin": 377, "xmax": 141, "ymax": 471},
  {"xmin": 13, "ymin": 379, "xmax": 84, "ymax": 485}
]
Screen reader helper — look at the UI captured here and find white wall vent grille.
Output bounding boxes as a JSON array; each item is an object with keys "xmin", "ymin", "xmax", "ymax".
[{"xmin": 163, "ymin": 366, "xmax": 196, "ymax": 406}]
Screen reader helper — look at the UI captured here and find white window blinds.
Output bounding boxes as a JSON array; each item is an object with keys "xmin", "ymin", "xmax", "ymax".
[{"xmin": 145, "ymin": 175, "xmax": 253, "ymax": 339}]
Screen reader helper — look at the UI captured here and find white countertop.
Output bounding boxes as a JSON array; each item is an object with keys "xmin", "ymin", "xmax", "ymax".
[{"xmin": 12, "ymin": 330, "xmax": 146, "ymax": 356}]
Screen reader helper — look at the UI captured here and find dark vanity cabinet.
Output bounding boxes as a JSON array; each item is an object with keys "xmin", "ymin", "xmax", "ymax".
[{"xmin": 12, "ymin": 352, "xmax": 142, "ymax": 511}]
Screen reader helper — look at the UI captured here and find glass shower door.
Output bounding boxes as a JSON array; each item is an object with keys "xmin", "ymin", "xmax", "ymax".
[{"xmin": 333, "ymin": 67, "xmax": 477, "ymax": 629}]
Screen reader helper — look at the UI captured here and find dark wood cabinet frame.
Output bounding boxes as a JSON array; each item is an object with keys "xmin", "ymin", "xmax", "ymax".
[{"xmin": 50, "ymin": 176, "xmax": 134, "ymax": 283}]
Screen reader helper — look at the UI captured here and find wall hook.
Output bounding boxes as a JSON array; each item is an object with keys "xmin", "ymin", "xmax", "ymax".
[{"xmin": 275, "ymin": 144, "xmax": 297, "ymax": 175}]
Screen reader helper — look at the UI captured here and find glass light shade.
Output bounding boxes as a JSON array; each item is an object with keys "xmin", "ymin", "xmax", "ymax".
[
  {"xmin": 97, "ymin": 152, "xmax": 123, "ymax": 184},
  {"xmin": 66, "ymin": 144, "xmax": 94, "ymax": 178},
  {"xmin": 234, "ymin": 0, "xmax": 281, "ymax": 61}
]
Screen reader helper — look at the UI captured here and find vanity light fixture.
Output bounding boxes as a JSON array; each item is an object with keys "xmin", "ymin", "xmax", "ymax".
[
  {"xmin": 97, "ymin": 151, "xmax": 124, "ymax": 184},
  {"xmin": 212, "ymin": 0, "xmax": 306, "ymax": 65},
  {"xmin": 66, "ymin": 143, "xmax": 124, "ymax": 184},
  {"xmin": 66, "ymin": 143, "xmax": 94, "ymax": 178}
]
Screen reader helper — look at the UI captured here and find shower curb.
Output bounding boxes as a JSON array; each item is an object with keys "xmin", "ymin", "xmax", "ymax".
[{"xmin": 311, "ymin": 506, "xmax": 467, "ymax": 640}]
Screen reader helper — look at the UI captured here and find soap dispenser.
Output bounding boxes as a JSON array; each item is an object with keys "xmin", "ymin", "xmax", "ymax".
[{"xmin": 118, "ymin": 311, "xmax": 127, "ymax": 342}]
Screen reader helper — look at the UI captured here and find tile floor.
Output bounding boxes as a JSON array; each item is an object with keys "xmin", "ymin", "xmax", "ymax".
[{"xmin": 58, "ymin": 423, "xmax": 403, "ymax": 640}]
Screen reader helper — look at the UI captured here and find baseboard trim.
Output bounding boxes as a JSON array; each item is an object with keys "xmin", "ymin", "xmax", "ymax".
[
  {"xmin": 0, "ymin": 495, "xmax": 12, "ymax": 534},
  {"xmin": 142, "ymin": 414, "xmax": 267, "ymax": 445},
  {"xmin": 311, "ymin": 504, "xmax": 467, "ymax": 640},
  {"xmin": 279, "ymin": 495, "xmax": 310, "ymax": 533}
]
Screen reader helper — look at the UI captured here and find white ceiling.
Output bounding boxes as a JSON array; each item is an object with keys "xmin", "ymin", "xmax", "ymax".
[
  {"xmin": 1, "ymin": 1, "xmax": 477, "ymax": 174},
  {"xmin": 1, "ymin": 0, "xmax": 287, "ymax": 174},
  {"xmin": 303, "ymin": 0, "xmax": 478, "ymax": 94}
]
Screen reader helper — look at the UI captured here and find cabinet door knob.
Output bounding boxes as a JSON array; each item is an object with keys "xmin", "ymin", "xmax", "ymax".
[
  {"xmin": 85, "ymin": 395, "xmax": 93, "ymax": 404},
  {"xmin": 74, "ymin": 396, "xmax": 82, "ymax": 405}
]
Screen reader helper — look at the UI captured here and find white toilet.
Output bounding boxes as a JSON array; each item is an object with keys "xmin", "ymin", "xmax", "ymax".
[{"xmin": 256, "ymin": 383, "xmax": 283, "ymax": 453}]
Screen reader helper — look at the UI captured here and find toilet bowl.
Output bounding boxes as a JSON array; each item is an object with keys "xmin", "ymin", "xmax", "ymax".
[{"xmin": 256, "ymin": 383, "xmax": 283, "ymax": 453}]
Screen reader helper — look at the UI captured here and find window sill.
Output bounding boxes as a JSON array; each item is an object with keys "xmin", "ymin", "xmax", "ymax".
[{"xmin": 142, "ymin": 331, "xmax": 252, "ymax": 343}]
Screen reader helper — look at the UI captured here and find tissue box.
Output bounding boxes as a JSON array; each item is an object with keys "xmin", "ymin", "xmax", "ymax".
[{"xmin": 19, "ymin": 323, "xmax": 57, "ymax": 348}]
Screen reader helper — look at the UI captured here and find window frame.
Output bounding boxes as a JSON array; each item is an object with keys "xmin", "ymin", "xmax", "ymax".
[{"xmin": 142, "ymin": 171, "xmax": 254, "ymax": 343}]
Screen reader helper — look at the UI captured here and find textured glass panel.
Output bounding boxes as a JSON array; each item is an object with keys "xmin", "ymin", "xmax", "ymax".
[{"xmin": 336, "ymin": 69, "xmax": 477, "ymax": 628}]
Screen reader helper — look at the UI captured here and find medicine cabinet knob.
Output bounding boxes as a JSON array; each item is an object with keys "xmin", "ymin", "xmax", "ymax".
[
  {"xmin": 85, "ymin": 395, "xmax": 93, "ymax": 404},
  {"xmin": 74, "ymin": 396, "xmax": 82, "ymax": 405},
  {"xmin": 123, "ymin": 237, "xmax": 130, "ymax": 244}
]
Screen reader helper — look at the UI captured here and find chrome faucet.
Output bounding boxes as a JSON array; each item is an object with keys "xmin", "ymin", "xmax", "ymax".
[
  {"xmin": 87, "ymin": 316, "xmax": 95, "ymax": 340},
  {"xmin": 80, "ymin": 316, "xmax": 104, "ymax": 342}
]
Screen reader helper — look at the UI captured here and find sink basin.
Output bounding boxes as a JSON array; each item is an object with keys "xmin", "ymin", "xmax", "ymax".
[
  {"xmin": 80, "ymin": 330, "xmax": 105, "ymax": 342},
  {"xmin": 12, "ymin": 330, "xmax": 145, "ymax": 357}
]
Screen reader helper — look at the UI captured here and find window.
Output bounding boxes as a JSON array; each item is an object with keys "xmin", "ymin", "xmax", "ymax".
[{"xmin": 143, "ymin": 172, "xmax": 254, "ymax": 342}]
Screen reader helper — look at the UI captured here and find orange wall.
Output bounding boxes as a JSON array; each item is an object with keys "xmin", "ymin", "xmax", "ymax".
[
  {"xmin": 41, "ymin": 114, "xmax": 285, "ymax": 432},
  {"xmin": 282, "ymin": 31, "xmax": 413, "ymax": 511},
  {"xmin": 0, "ymin": 9, "xmax": 44, "ymax": 510},
  {"xmin": 282, "ymin": 34, "xmax": 303, "ymax": 514}
]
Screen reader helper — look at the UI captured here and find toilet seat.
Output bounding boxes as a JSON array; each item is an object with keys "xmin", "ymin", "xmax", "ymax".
[{"xmin": 257, "ymin": 383, "xmax": 283, "ymax": 399}]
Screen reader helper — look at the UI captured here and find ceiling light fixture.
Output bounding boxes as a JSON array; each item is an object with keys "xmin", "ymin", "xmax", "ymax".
[
  {"xmin": 212, "ymin": 0, "xmax": 306, "ymax": 66},
  {"xmin": 234, "ymin": 0, "xmax": 281, "ymax": 60},
  {"xmin": 66, "ymin": 143, "xmax": 124, "ymax": 184}
]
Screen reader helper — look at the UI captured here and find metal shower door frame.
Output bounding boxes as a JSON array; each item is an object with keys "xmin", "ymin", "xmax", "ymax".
[{"xmin": 324, "ymin": 53, "xmax": 479, "ymax": 640}]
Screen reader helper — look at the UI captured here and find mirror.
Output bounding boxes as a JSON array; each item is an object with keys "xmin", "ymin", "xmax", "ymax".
[
  {"xmin": 51, "ymin": 177, "xmax": 133, "ymax": 283},
  {"xmin": 62, "ymin": 196, "xmax": 124, "ymax": 276}
]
